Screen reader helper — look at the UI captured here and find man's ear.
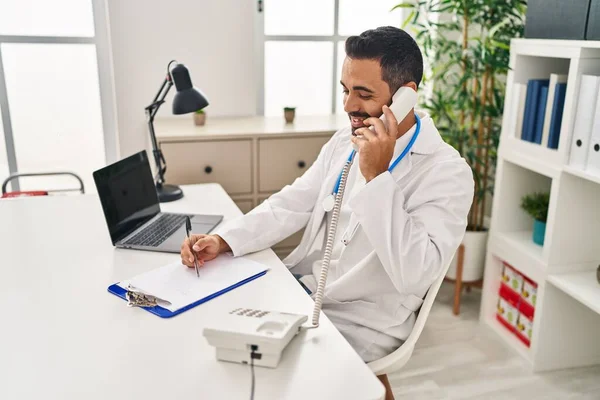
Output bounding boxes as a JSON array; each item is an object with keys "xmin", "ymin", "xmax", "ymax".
[{"xmin": 404, "ymin": 82, "xmax": 418, "ymax": 92}]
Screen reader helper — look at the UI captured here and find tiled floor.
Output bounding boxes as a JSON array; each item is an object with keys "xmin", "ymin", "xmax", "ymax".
[{"xmin": 388, "ymin": 283, "xmax": 600, "ymax": 400}]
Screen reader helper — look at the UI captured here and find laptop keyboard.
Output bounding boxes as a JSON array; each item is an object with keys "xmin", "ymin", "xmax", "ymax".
[{"xmin": 123, "ymin": 213, "xmax": 189, "ymax": 247}]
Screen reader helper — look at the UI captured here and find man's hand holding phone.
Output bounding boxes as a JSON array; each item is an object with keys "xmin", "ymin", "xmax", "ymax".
[{"xmin": 351, "ymin": 105, "xmax": 399, "ymax": 183}]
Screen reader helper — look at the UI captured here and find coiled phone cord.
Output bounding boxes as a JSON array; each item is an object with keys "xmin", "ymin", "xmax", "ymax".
[{"xmin": 309, "ymin": 155, "xmax": 355, "ymax": 328}]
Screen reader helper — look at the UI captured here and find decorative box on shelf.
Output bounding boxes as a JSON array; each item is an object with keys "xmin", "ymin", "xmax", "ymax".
[
  {"xmin": 496, "ymin": 262, "xmax": 538, "ymax": 347},
  {"xmin": 516, "ymin": 311, "xmax": 534, "ymax": 347},
  {"xmin": 502, "ymin": 262, "xmax": 525, "ymax": 293},
  {"xmin": 521, "ymin": 275, "xmax": 538, "ymax": 308},
  {"xmin": 497, "ymin": 281, "xmax": 520, "ymax": 333}
]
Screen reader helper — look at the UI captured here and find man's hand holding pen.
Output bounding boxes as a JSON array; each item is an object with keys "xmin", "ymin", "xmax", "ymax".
[{"xmin": 180, "ymin": 233, "xmax": 231, "ymax": 269}]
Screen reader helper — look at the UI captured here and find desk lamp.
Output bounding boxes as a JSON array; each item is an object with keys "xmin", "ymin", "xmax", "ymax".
[{"xmin": 145, "ymin": 60, "xmax": 209, "ymax": 202}]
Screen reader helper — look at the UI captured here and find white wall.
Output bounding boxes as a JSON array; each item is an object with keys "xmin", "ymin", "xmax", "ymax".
[{"xmin": 106, "ymin": 0, "xmax": 257, "ymax": 159}]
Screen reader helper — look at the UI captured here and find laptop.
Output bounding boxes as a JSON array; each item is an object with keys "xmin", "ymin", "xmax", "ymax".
[{"xmin": 93, "ymin": 150, "xmax": 223, "ymax": 253}]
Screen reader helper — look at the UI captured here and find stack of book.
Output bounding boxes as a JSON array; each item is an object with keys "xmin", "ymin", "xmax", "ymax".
[{"xmin": 512, "ymin": 74, "xmax": 568, "ymax": 149}]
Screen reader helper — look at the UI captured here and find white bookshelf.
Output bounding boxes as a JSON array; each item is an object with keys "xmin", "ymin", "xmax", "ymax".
[
  {"xmin": 564, "ymin": 165, "xmax": 600, "ymax": 185},
  {"xmin": 480, "ymin": 39, "xmax": 600, "ymax": 372},
  {"xmin": 548, "ymin": 271, "xmax": 600, "ymax": 315}
]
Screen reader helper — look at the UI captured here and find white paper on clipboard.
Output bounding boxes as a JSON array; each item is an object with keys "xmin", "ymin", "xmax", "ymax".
[{"xmin": 120, "ymin": 254, "xmax": 268, "ymax": 312}]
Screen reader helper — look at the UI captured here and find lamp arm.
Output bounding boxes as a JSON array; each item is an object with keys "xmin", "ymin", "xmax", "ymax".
[{"xmin": 145, "ymin": 76, "xmax": 173, "ymax": 186}]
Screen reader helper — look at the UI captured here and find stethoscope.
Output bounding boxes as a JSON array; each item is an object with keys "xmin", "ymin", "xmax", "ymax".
[{"xmin": 322, "ymin": 113, "xmax": 421, "ymax": 212}]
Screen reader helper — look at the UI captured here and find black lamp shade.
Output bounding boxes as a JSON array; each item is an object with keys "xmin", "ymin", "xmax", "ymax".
[
  {"xmin": 170, "ymin": 63, "xmax": 209, "ymax": 114},
  {"xmin": 172, "ymin": 88, "xmax": 209, "ymax": 114}
]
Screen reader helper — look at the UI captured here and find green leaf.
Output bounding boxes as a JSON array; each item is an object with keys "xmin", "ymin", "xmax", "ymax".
[
  {"xmin": 390, "ymin": 2, "xmax": 417, "ymax": 11},
  {"xmin": 402, "ymin": 10, "xmax": 416, "ymax": 28},
  {"xmin": 520, "ymin": 192, "xmax": 550, "ymax": 222}
]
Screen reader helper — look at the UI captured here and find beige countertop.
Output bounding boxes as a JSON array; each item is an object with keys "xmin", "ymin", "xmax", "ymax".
[{"xmin": 155, "ymin": 114, "xmax": 350, "ymax": 141}]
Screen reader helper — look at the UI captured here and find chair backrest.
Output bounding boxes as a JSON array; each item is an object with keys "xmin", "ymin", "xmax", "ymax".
[
  {"xmin": 402, "ymin": 265, "xmax": 447, "ymax": 349},
  {"xmin": 367, "ymin": 255, "xmax": 453, "ymax": 375},
  {"xmin": 1, "ymin": 172, "xmax": 85, "ymax": 197}
]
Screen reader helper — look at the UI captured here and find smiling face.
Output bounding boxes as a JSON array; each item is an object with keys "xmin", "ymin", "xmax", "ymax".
[
  {"xmin": 340, "ymin": 27, "xmax": 425, "ymax": 135},
  {"xmin": 340, "ymin": 57, "xmax": 392, "ymax": 134}
]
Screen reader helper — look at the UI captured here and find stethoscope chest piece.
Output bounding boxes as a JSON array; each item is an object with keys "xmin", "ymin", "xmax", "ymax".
[{"xmin": 322, "ymin": 194, "xmax": 335, "ymax": 212}]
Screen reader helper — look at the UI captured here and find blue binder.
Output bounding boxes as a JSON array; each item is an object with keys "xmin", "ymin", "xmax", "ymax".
[
  {"xmin": 533, "ymin": 85, "xmax": 549, "ymax": 144},
  {"xmin": 522, "ymin": 79, "xmax": 550, "ymax": 142},
  {"xmin": 107, "ymin": 270, "xmax": 268, "ymax": 318},
  {"xmin": 548, "ymin": 82, "xmax": 567, "ymax": 149}
]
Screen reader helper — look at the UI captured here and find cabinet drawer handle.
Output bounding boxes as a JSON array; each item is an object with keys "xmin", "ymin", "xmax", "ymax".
[
  {"xmin": 297, "ymin": 160, "xmax": 306, "ymax": 169},
  {"xmin": 204, "ymin": 166, "xmax": 213, "ymax": 174}
]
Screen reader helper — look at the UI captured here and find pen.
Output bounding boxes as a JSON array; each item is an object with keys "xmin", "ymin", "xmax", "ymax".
[{"xmin": 185, "ymin": 216, "xmax": 200, "ymax": 278}]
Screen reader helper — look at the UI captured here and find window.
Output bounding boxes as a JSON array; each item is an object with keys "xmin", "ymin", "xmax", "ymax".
[
  {"xmin": 0, "ymin": 0, "xmax": 95, "ymax": 37},
  {"xmin": 264, "ymin": 41, "xmax": 334, "ymax": 117},
  {"xmin": 0, "ymin": 106, "xmax": 7, "ymax": 187},
  {"xmin": 258, "ymin": 0, "xmax": 404, "ymax": 116},
  {"xmin": 0, "ymin": 0, "xmax": 114, "ymax": 194}
]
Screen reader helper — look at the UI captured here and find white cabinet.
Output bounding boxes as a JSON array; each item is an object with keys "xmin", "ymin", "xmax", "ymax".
[{"xmin": 156, "ymin": 115, "xmax": 347, "ymax": 256}]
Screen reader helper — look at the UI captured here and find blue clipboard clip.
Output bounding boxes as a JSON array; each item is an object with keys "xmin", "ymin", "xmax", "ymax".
[{"xmin": 107, "ymin": 269, "xmax": 268, "ymax": 318}]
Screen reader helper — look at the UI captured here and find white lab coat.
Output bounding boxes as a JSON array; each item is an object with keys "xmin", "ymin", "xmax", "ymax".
[{"xmin": 213, "ymin": 110, "xmax": 474, "ymax": 362}]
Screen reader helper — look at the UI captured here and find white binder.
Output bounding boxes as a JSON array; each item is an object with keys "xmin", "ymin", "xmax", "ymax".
[
  {"xmin": 586, "ymin": 87, "xmax": 600, "ymax": 175},
  {"xmin": 509, "ymin": 83, "xmax": 526, "ymax": 139},
  {"xmin": 569, "ymin": 75, "xmax": 600, "ymax": 169}
]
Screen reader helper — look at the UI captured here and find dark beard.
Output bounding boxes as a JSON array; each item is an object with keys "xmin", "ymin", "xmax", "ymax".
[{"xmin": 348, "ymin": 112, "xmax": 370, "ymax": 134}]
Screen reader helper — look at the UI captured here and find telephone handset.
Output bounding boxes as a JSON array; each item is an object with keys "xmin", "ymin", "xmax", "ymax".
[{"xmin": 352, "ymin": 86, "xmax": 418, "ymax": 151}]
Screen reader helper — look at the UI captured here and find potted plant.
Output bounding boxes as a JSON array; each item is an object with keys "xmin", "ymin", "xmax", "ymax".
[
  {"xmin": 394, "ymin": 0, "xmax": 527, "ymax": 282},
  {"xmin": 194, "ymin": 109, "xmax": 206, "ymax": 126},
  {"xmin": 520, "ymin": 192, "xmax": 549, "ymax": 246},
  {"xmin": 284, "ymin": 107, "xmax": 296, "ymax": 123}
]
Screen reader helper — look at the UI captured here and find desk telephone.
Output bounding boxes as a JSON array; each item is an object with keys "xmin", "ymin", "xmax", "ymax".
[{"xmin": 202, "ymin": 87, "xmax": 418, "ymax": 368}]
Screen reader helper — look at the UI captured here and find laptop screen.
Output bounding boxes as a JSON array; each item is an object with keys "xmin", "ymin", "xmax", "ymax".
[{"xmin": 93, "ymin": 150, "xmax": 160, "ymax": 244}]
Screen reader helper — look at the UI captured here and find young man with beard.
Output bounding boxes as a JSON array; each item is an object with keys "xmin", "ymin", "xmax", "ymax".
[{"xmin": 181, "ymin": 26, "xmax": 474, "ymax": 399}]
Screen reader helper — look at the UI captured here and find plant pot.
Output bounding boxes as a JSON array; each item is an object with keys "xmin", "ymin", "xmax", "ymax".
[
  {"xmin": 194, "ymin": 112, "xmax": 206, "ymax": 126},
  {"xmin": 284, "ymin": 110, "xmax": 295, "ymax": 123},
  {"xmin": 532, "ymin": 219, "xmax": 546, "ymax": 246},
  {"xmin": 446, "ymin": 230, "xmax": 488, "ymax": 282}
]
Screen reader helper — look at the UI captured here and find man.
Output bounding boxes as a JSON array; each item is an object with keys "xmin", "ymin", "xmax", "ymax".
[{"xmin": 181, "ymin": 26, "xmax": 474, "ymax": 398}]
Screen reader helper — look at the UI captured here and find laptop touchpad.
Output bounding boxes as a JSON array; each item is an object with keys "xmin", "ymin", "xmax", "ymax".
[{"xmin": 192, "ymin": 222, "xmax": 219, "ymax": 234}]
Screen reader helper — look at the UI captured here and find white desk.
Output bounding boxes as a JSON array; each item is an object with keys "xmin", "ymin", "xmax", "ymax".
[{"xmin": 0, "ymin": 184, "xmax": 384, "ymax": 400}]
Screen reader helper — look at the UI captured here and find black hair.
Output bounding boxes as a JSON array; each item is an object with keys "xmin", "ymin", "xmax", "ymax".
[{"xmin": 345, "ymin": 26, "xmax": 423, "ymax": 92}]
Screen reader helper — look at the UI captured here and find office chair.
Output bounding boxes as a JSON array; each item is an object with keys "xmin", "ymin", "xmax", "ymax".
[
  {"xmin": 367, "ymin": 248, "xmax": 461, "ymax": 376},
  {"xmin": 1, "ymin": 172, "xmax": 85, "ymax": 198}
]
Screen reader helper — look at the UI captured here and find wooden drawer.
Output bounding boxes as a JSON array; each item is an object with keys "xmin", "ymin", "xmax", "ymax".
[
  {"xmin": 234, "ymin": 199, "xmax": 254, "ymax": 214},
  {"xmin": 258, "ymin": 136, "xmax": 330, "ymax": 193},
  {"xmin": 160, "ymin": 139, "xmax": 252, "ymax": 195}
]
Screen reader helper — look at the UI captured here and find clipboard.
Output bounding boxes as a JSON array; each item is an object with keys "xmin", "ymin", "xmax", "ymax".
[
  {"xmin": 108, "ymin": 270, "xmax": 267, "ymax": 318},
  {"xmin": 107, "ymin": 255, "xmax": 269, "ymax": 318}
]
